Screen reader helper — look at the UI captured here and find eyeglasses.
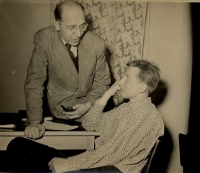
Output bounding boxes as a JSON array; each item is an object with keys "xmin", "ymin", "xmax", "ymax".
[{"xmin": 60, "ymin": 22, "xmax": 88, "ymax": 34}]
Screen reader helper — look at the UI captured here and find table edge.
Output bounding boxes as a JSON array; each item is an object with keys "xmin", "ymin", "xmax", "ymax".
[{"xmin": 0, "ymin": 131, "xmax": 100, "ymax": 136}]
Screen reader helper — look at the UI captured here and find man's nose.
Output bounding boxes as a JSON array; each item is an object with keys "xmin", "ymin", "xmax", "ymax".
[
  {"xmin": 76, "ymin": 28, "xmax": 82, "ymax": 37},
  {"xmin": 118, "ymin": 76, "xmax": 126, "ymax": 86}
]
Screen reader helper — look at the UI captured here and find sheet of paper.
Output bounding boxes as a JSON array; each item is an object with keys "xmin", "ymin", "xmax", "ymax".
[
  {"xmin": 42, "ymin": 121, "xmax": 78, "ymax": 131},
  {"xmin": 0, "ymin": 124, "xmax": 15, "ymax": 129},
  {"xmin": 22, "ymin": 116, "xmax": 53, "ymax": 122}
]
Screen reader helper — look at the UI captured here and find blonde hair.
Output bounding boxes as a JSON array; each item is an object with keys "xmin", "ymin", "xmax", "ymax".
[{"xmin": 127, "ymin": 59, "xmax": 160, "ymax": 94}]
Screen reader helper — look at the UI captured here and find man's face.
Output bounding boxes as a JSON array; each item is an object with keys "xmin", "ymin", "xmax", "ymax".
[
  {"xmin": 59, "ymin": 6, "xmax": 87, "ymax": 46},
  {"xmin": 119, "ymin": 66, "xmax": 144, "ymax": 100}
]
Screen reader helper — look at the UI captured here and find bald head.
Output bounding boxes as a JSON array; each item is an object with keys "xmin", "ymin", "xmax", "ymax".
[
  {"xmin": 55, "ymin": 0, "xmax": 87, "ymax": 46},
  {"xmin": 54, "ymin": 0, "xmax": 84, "ymax": 22}
]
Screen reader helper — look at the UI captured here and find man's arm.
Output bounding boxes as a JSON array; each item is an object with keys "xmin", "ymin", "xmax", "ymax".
[
  {"xmin": 49, "ymin": 110, "xmax": 164, "ymax": 173},
  {"xmin": 48, "ymin": 123, "xmax": 138, "ymax": 172},
  {"xmin": 24, "ymin": 32, "xmax": 48, "ymax": 139},
  {"xmin": 81, "ymin": 81, "xmax": 120, "ymax": 131}
]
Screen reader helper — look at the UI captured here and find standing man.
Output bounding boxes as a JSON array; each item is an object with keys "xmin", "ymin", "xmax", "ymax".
[{"xmin": 24, "ymin": 0, "xmax": 111, "ymax": 139}]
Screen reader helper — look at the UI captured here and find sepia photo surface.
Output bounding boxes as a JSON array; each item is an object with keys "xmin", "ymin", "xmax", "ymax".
[{"xmin": 0, "ymin": 0, "xmax": 199, "ymax": 173}]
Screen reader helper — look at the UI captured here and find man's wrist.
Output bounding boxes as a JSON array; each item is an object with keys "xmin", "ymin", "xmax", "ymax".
[
  {"xmin": 28, "ymin": 120, "xmax": 42, "ymax": 125},
  {"xmin": 97, "ymin": 92, "xmax": 110, "ymax": 105},
  {"xmin": 86, "ymin": 102, "xmax": 92, "ymax": 109},
  {"xmin": 102, "ymin": 92, "xmax": 111, "ymax": 101}
]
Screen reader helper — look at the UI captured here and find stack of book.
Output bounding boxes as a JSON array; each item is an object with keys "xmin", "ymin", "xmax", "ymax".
[
  {"xmin": 0, "ymin": 124, "xmax": 15, "ymax": 131},
  {"xmin": 0, "ymin": 112, "xmax": 17, "ymax": 131}
]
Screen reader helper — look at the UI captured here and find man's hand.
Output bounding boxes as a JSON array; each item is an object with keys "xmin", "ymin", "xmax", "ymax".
[
  {"xmin": 113, "ymin": 91, "xmax": 125, "ymax": 106},
  {"xmin": 97, "ymin": 81, "xmax": 120, "ymax": 106},
  {"xmin": 24, "ymin": 121, "xmax": 45, "ymax": 139},
  {"xmin": 48, "ymin": 157, "xmax": 69, "ymax": 173},
  {"xmin": 63, "ymin": 102, "xmax": 92, "ymax": 120},
  {"xmin": 105, "ymin": 81, "xmax": 120, "ymax": 97}
]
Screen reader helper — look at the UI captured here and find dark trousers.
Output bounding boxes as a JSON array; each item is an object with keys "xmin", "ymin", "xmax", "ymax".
[
  {"xmin": 6, "ymin": 136, "xmax": 65, "ymax": 172},
  {"xmin": 5, "ymin": 137, "xmax": 121, "ymax": 173}
]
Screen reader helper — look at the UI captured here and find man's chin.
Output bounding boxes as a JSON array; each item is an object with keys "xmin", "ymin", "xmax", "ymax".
[
  {"xmin": 70, "ymin": 39, "xmax": 82, "ymax": 46},
  {"xmin": 70, "ymin": 42, "xmax": 79, "ymax": 47}
]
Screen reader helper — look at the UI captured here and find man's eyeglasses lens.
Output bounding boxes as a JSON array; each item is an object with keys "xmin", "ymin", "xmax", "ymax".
[{"xmin": 68, "ymin": 23, "xmax": 88, "ymax": 34}]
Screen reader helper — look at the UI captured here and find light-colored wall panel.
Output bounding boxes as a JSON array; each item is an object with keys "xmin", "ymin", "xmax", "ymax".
[
  {"xmin": 147, "ymin": 2, "xmax": 192, "ymax": 173},
  {"xmin": 0, "ymin": 0, "xmax": 50, "ymax": 112}
]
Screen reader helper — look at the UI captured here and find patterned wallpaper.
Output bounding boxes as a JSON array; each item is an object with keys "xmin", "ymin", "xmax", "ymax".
[{"xmin": 50, "ymin": 0, "xmax": 147, "ymax": 81}]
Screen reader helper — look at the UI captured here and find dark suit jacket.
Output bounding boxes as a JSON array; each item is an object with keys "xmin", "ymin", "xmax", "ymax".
[{"xmin": 24, "ymin": 25, "xmax": 111, "ymax": 122}]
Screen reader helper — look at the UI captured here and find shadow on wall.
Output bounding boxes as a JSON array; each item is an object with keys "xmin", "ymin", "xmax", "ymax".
[
  {"xmin": 149, "ymin": 81, "xmax": 173, "ymax": 173},
  {"xmin": 150, "ymin": 81, "xmax": 167, "ymax": 107}
]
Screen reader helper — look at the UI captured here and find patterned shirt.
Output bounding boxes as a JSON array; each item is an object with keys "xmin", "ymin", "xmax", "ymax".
[{"xmin": 65, "ymin": 97, "xmax": 164, "ymax": 173}]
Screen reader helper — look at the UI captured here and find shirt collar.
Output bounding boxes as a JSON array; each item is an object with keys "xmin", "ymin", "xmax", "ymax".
[
  {"xmin": 128, "ymin": 97, "xmax": 152, "ymax": 108},
  {"xmin": 61, "ymin": 36, "xmax": 66, "ymax": 45},
  {"xmin": 61, "ymin": 37, "xmax": 78, "ymax": 57}
]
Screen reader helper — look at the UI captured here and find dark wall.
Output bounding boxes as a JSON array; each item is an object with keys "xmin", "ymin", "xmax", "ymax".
[
  {"xmin": 179, "ymin": 3, "xmax": 200, "ymax": 173},
  {"xmin": 188, "ymin": 3, "xmax": 200, "ymax": 137}
]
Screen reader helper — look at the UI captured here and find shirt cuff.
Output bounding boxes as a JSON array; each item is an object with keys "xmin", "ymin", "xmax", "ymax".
[{"xmin": 95, "ymin": 98, "xmax": 106, "ymax": 106}]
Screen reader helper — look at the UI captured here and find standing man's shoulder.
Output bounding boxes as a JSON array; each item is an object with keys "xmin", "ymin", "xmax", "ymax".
[
  {"xmin": 34, "ymin": 25, "xmax": 57, "ymax": 39},
  {"xmin": 83, "ymin": 31, "xmax": 105, "ymax": 47},
  {"xmin": 33, "ymin": 25, "xmax": 58, "ymax": 48}
]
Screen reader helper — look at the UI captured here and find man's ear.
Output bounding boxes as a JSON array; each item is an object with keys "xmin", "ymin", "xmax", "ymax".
[
  {"xmin": 139, "ymin": 83, "xmax": 148, "ymax": 94},
  {"xmin": 55, "ymin": 21, "xmax": 60, "ymax": 30}
]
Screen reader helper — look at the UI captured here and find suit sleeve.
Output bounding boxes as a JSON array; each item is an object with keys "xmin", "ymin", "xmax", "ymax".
[
  {"xmin": 81, "ymin": 102, "xmax": 104, "ymax": 131},
  {"xmin": 24, "ymin": 32, "xmax": 48, "ymax": 122},
  {"xmin": 86, "ymin": 40, "xmax": 111, "ymax": 104}
]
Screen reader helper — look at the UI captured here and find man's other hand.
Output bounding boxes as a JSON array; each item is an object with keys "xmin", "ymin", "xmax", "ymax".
[
  {"xmin": 63, "ymin": 102, "xmax": 92, "ymax": 120},
  {"xmin": 48, "ymin": 157, "xmax": 69, "ymax": 173},
  {"xmin": 24, "ymin": 121, "xmax": 45, "ymax": 139}
]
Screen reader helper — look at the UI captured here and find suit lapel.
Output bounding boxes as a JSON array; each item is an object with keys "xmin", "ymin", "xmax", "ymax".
[
  {"xmin": 51, "ymin": 28, "xmax": 94, "ymax": 96},
  {"xmin": 52, "ymin": 29, "xmax": 79, "ymax": 82}
]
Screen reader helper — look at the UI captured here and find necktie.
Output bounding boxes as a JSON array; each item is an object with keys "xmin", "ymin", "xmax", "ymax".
[{"xmin": 65, "ymin": 44, "xmax": 79, "ymax": 72}]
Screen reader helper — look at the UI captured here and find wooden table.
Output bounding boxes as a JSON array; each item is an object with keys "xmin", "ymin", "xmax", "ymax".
[
  {"xmin": 0, "ymin": 111, "xmax": 100, "ymax": 151},
  {"xmin": 0, "ymin": 131, "xmax": 100, "ymax": 151}
]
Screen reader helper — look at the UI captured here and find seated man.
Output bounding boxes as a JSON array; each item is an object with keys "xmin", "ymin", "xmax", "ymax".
[{"xmin": 7, "ymin": 59, "xmax": 164, "ymax": 173}]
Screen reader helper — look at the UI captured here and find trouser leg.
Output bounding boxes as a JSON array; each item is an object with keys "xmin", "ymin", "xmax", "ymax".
[
  {"xmin": 6, "ymin": 137, "xmax": 122, "ymax": 173},
  {"xmin": 6, "ymin": 136, "xmax": 65, "ymax": 172}
]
